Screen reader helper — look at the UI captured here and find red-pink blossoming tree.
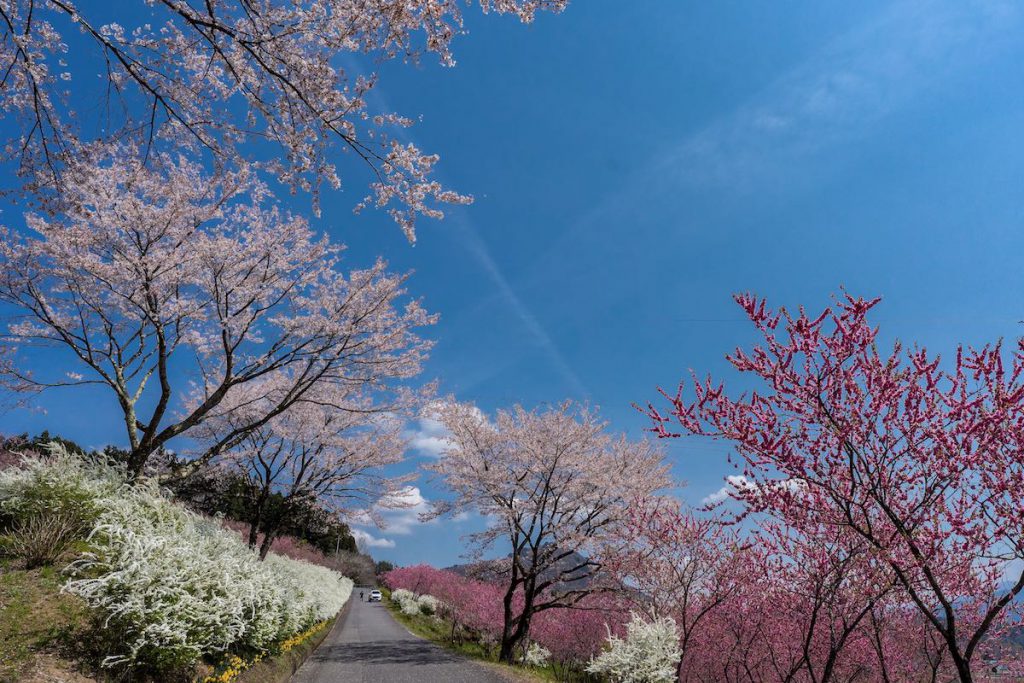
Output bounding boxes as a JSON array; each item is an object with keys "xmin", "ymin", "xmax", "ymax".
[
  {"xmin": 645, "ymin": 292, "xmax": 1024, "ymax": 682},
  {"xmin": 382, "ymin": 563, "xmax": 625, "ymax": 667}
]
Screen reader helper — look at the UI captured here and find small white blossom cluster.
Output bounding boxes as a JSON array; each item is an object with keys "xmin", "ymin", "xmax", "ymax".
[
  {"xmin": 391, "ymin": 588, "xmax": 440, "ymax": 617},
  {"xmin": 523, "ymin": 642, "xmax": 551, "ymax": 667},
  {"xmin": 586, "ymin": 612, "xmax": 682, "ymax": 683}
]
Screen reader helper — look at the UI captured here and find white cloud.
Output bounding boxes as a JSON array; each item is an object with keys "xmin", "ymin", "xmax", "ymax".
[
  {"xmin": 375, "ymin": 486, "xmax": 433, "ymax": 534},
  {"xmin": 702, "ymin": 475, "xmax": 806, "ymax": 505},
  {"xmin": 404, "ymin": 401, "xmax": 493, "ymax": 459},
  {"xmin": 351, "ymin": 528, "xmax": 395, "ymax": 549},
  {"xmin": 702, "ymin": 475, "xmax": 754, "ymax": 505},
  {"xmin": 406, "ymin": 414, "xmax": 452, "ymax": 458},
  {"xmin": 349, "ymin": 485, "xmax": 469, "ymax": 550}
]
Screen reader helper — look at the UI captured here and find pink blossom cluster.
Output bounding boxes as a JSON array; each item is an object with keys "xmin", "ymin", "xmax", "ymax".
[
  {"xmin": 640, "ymin": 291, "xmax": 1024, "ymax": 682},
  {"xmin": 383, "ymin": 564, "xmax": 505, "ymax": 642},
  {"xmin": 220, "ymin": 519, "xmax": 333, "ymax": 568},
  {"xmin": 382, "ymin": 564, "xmax": 624, "ymax": 664}
]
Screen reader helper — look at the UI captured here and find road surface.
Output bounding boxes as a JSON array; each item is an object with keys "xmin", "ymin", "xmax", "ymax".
[{"xmin": 291, "ymin": 589, "xmax": 509, "ymax": 683}]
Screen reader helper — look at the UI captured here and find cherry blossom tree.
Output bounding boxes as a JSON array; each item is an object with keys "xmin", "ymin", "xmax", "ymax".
[
  {"xmin": 0, "ymin": 0, "xmax": 566, "ymax": 238},
  {"xmin": 428, "ymin": 400, "xmax": 671, "ymax": 663},
  {"xmin": 195, "ymin": 383, "xmax": 411, "ymax": 559},
  {"xmin": 0, "ymin": 147, "xmax": 433, "ymax": 479},
  {"xmin": 645, "ymin": 292, "xmax": 1024, "ymax": 682}
]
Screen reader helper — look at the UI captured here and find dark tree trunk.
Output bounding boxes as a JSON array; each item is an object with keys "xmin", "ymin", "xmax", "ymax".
[
  {"xmin": 258, "ymin": 529, "xmax": 276, "ymax": 560},
  {"xmin": 248, "ymin": 488, "xmax": 269, "ymax": 550},
  {"xmin": 247, "ymin": 520, "xmax": 260, "ymax": 549},
  {"xmin": 499, "ymin": 593, "xmax": 535, "ymax": 663},
  {"xmin": 126, "ymin": 447, "xmax": 150, "ymax": 482}
]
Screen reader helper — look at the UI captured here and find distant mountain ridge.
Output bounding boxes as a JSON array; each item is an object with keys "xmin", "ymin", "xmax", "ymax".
[{"xmin": 445, "ymin": 550, "xmax": 601, "ymax": 592}]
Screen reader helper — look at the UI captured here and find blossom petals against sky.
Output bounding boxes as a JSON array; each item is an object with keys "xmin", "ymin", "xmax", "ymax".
[{"xmin": 4, "ymin": 0, "xmax": 1024, "ymax": 566}]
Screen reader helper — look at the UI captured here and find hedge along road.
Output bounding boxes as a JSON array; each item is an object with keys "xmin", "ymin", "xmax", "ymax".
[{"xmin": 291, "ymin": 587, "xmax": 509, "ymax": 683}]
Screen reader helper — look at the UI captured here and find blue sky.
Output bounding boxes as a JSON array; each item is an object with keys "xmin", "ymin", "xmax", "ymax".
[{"xmin": 3, "ymin": 0, "xmax": 1024, "ymax": 566}]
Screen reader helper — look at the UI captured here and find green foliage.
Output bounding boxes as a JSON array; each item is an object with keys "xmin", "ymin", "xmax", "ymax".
[
  {"xmin": 161, "ymin": 460, "xmax": 357, "ymax": 556},
  {"xmin": 0, "ymin": 561, "xmax": 90, "ymax": 683}
]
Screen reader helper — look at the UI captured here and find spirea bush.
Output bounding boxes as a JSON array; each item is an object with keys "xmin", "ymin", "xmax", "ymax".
[
  {"xmin": 63, "ymin": 484, "xmax": 353, "ymax": 669},
  {"xmin": 417, "ymin": 594, "xmax": 441, "ymax": 616},
  {"xmin": 391, "ymin": 588, "xmax": 422, "ymax": 616},
  {"xmin": 0, "ymin": 445, "xmax": 354, "ymax": 671},
  {"xmin": 523, "ymin": 642, "xmax": 551, "ymax": 667},
  {"xmin": 389, "ymin": 587, "xmax": 443, "ymax": 617},
  {"xmin": 0, "ymin": 445, "xmax": 125, "ymax": 528},
  {"xmin": 587, "ymin": 612, "xmax": 681, "ymax": 683}
]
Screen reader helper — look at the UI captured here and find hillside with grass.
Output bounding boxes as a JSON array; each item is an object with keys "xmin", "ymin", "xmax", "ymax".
[{"xmin": 0, "ymin": 444, "xmax": 356, "ymax": 682}]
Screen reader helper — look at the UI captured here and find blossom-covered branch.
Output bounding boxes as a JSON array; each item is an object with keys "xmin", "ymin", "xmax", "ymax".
[
  {"xmin": 645, "ymin": 292, "xmax": 1024, "ymax": 682},
  {"xmin": 0, "ymin": 0, "xmax": 566, "ymax": 237},
  {"xmin": 0, "ymin": 146, "xmax": 434, "ymax": 479}
]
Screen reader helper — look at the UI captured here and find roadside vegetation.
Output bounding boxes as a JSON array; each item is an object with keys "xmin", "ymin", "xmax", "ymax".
[
  {"xmin": 382, "ymin": 566, "xmax": 631, "ymax": 682},
  {"xmin": 380, "ymin": 586, "xmax": 565, "ymax": 683},
  {"xmin": 0, "ymin": 0, "xmax": 1021, "ymax": 681},
  {"xmin": 0, "ymin": 443, "xmax": 354, "ymax": 682}
]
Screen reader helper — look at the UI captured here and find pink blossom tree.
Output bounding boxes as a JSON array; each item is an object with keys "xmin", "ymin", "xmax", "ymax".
[
  {"xmin": 382, "ymin": 562, "xmax": 624, "ymax": 668},
  {"xmin": 0, "ymin": 147, "xmax": 433, "ymax": 479},
  {"xmin": 645, "ymin": 292, "xmax": 1024, "ymax": 682},
  {"xmin": 195, "ymin": 383, "xmax": 412, "ymax": 559},
  {"xmin": 382, "ymin": 564, "xmax": 506, "ymax": 644},
  {"xmin": 604, "ymin": 497, "xmax": 744, "ymax": 680},
  {"xmin": 427, "ymin": 400, "xmax": 671, "ymax": 663},
  {"xmin": 530, "ymin": 593, "xmax": 627, "ymax": 670},
  {"xmin": 0, "ymin": 0, "xmax": 566, "ymax": 238}
]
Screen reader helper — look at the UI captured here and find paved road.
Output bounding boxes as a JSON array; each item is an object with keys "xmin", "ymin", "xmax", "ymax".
[{"xmin": 291, "ymin": 589, "xmax": 508, "ymax": 683}]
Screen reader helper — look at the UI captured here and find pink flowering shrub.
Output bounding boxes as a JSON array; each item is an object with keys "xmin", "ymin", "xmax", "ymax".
[
  {"xmin": 383, "ymin": 564, "xmax": 626, "ymax": 667},
  {"xmin": 220, "ymin": 520, "xmax": 331, "ymax": 567},
  {"xmin": 532, "ymin": 594, "xmax": 628, "ymax": 665},
  {"xmin": 383, "ymin": 564, "xmax": 506, "ymax": 643}
]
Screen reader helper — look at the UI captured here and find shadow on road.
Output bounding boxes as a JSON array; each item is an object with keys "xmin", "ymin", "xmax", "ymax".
[{"xmin": 312, "ymin": 640, "xmax": 465, "ymax": 666}]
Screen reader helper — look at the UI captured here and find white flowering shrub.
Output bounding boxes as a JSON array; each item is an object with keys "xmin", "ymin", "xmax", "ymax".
[
  {"xmin": 0, "ymin": 445, "xmax": 125, "ymax": 525},
  {"xmin": 390, "ymin": 588, "xmax": 442, "ymax": 617},
  {"xmin": 63, "ymin": 482, "xmax": 353, "ymax": 670},
  {"xmin": 586, "ymin": 613, "xmax": 681, "ymax": 683},
  {"xmin": 391, "ymin": 588, "xmax": 422, "ymax": 616},
  {"xmin": 417, "ymin": 593, "xmax": 441, "ymax": 616},
  {"xmin": 265, "ymin": 552, "xmax": 354, "ymax": 623},
  {"xmin": 523, "ymin": 642, "xmax": 551, "ymax": 667},
  {"xmin": 391, "ymin": 587, "xmax": 415, "ymax": 603}
]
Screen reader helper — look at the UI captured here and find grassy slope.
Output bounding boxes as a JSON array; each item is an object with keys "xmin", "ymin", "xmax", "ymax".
[
  {"xmin": 381, "ymin": 589, "xmax": 554, "ymax": 683},
  {"xmin": 0, "ymin": 558, "xmax": 93, "ymax": 683}
]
